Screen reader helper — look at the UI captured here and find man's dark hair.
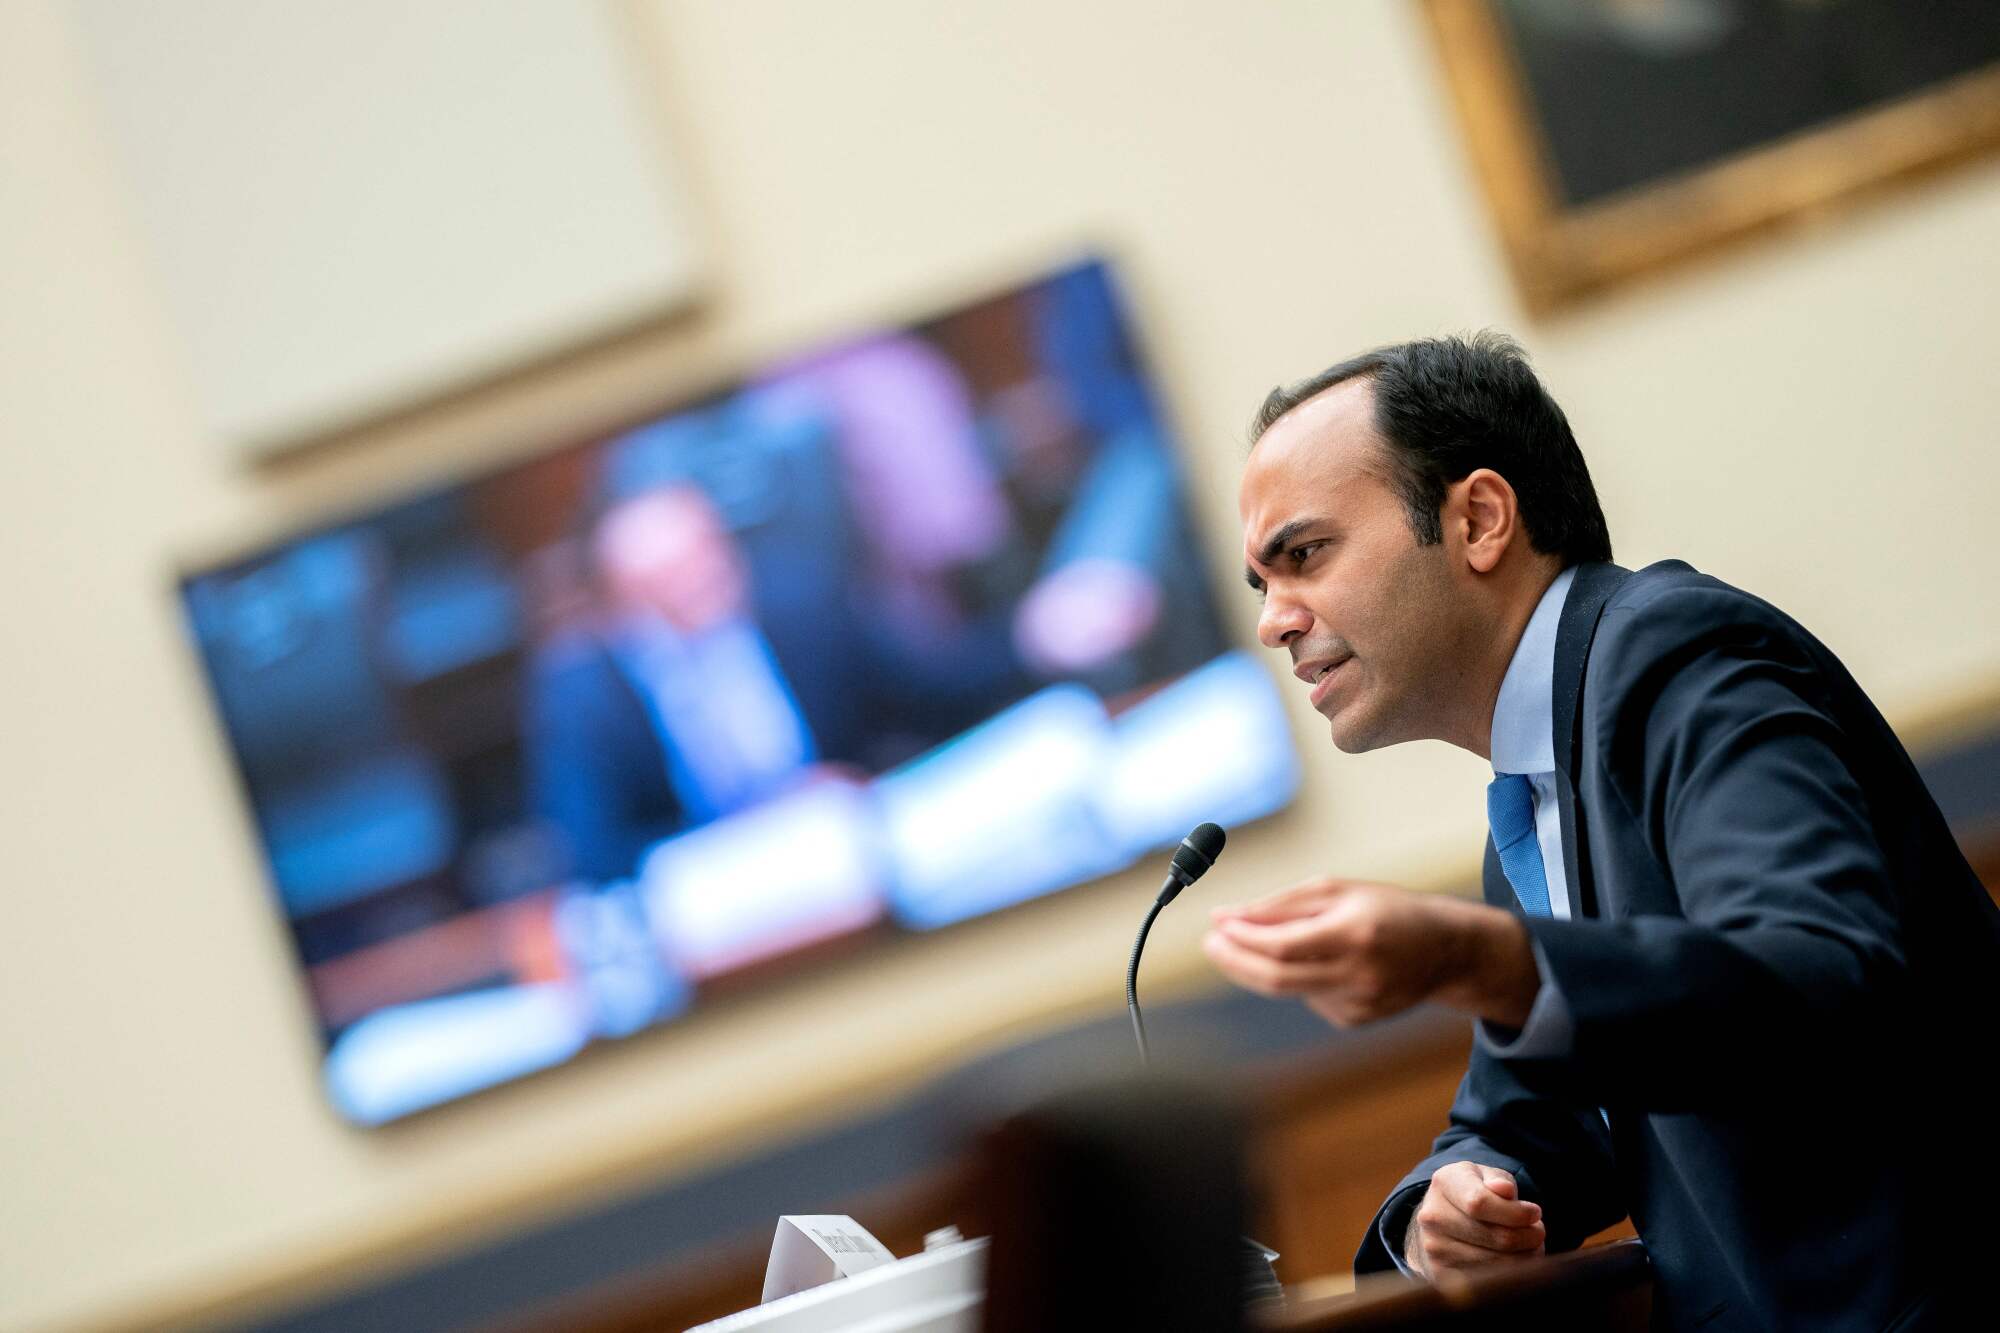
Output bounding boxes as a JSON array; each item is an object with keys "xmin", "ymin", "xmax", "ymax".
[{"xmin": 1250, "ymin": 332, "xmax": 1613, "ymax": 566}]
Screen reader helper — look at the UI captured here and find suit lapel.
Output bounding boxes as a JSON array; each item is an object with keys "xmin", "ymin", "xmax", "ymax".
[{"xmin": 1549, "ymin": 562, "xmax": 1630, "ymax": 919}]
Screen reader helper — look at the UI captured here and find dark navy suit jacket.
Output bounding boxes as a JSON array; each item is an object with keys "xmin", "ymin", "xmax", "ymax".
[{"xmin": 1355, "ymin": 560, "xmax": 1998, "ymax": 1332}]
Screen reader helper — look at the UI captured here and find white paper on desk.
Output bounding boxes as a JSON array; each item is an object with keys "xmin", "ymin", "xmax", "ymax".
[{"xmin": 760, "ymin": 1215, "xmax": 895, "ymax": 1303}]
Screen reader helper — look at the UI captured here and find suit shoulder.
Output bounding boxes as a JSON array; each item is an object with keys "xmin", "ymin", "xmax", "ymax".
[
  {"xmin": 1585, "ymin": 562, "xmax": 1823, "ymax": 720},
  {"xmin": 1597, "ymin": 561, "xmax": 1808, "ymax": 656},
  {"xmin": 1602, "ymin": 560, "xmax": 1784, "ymax": 623}
]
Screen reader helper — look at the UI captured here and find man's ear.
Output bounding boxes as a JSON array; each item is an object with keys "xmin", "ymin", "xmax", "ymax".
[{"xmin": 1456, "ymin": 469, "xmax": 1520, "ymax": 575}]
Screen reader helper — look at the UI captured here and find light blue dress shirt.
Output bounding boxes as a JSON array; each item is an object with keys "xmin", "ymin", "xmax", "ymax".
[{"xmin": 1476, "ymin": 566, "xmax": 1579, "ymax": 1059}]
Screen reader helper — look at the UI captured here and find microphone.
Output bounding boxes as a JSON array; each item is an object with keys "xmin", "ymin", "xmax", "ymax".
[
  {"xmin": 1127, "ymin": 822, "xmax": 1226, "ymax": 1064},
  {"xmin": 1116, "ymin": 822, "xmax": 1285, "ymax": 1305},
  {"xmin": 1117, "ymin": 822, "xmax": 1285, "ymax": 1306}
]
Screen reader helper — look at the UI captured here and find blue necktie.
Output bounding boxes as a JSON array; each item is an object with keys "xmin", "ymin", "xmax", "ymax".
[{"xmin": 1487, "ymin": 773, "xmax": 1552, "ymax": 918}]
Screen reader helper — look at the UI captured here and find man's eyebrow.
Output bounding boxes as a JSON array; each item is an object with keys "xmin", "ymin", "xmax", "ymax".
[
  {"xmin": 1253, "ymin": 517, "xmax": 1326, "ymax": 566},
  {"xmin": 1245, "ymin": 517, "xmax": 1331, "ymax": 595}
]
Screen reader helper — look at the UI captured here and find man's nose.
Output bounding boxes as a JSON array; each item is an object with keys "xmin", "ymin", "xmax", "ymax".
[{"xmin": 1256, "ymin": 591, "xmax": 1309, "ymax": 649}]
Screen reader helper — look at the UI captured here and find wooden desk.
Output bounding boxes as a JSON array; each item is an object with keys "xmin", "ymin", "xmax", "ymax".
[{"xmin": 1263, "ymin": 1239, "xmax": 1651, "ymax": 1332}]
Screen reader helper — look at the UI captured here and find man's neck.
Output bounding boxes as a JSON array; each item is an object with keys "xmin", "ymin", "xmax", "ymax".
[{"xmin": 1453, "ymin": 560, "xmax": 1562, "ymax": 764}]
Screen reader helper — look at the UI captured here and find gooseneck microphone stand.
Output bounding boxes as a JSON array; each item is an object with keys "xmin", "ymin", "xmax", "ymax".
[
  {"xmin": 1126, "ymin": 821, "xmax": 1225, "ymax": 1068},
  {"xmin": 1124, "ymin": 823, "xmax": 1286, "ymax": 1308},
  {"xmin": 1127, "ymin": 895, "xmax": 1167, "ymax": 1064}
]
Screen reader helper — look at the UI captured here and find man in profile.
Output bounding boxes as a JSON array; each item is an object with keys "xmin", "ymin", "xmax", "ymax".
[{"xmin": 1205, "ymin": 333, "xmax": 1994, "ymax": 1331}]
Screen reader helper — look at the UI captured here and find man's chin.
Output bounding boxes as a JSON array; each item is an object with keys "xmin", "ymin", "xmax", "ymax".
[
  {"xmin": 1326, "ymin": 714, "xmax": 1373, "ymax": 755},
  {"xmin": 1325, "ymin": 701, "xmax": 1398, "ymax": 755}
]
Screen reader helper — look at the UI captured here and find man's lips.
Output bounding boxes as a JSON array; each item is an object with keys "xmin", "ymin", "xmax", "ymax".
[{"xmin": 1295, "ymin": 655, "xmax": 1351, "ymax": 707}]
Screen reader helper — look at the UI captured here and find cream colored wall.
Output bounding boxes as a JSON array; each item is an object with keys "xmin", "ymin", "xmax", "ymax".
[{"xmin": 4, "ymin": 2, "xmax": 1997, "ymax": 1330}]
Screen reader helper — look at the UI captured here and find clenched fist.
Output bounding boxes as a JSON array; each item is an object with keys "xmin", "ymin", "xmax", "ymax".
[{"xmin": 1404, "ymin": 1162, "xmax": 1546, "ymax": 1279}]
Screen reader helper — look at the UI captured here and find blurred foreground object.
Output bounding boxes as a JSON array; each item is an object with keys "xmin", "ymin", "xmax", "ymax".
[
  {"xmin": 975, "ymin": 1075, "xmax": 1267, "ymax": 1332},
  {"xmin": 1423, "ymin": 0, "xmax": 2000, "ymax": 312},
  {"xmin": 684, "ymin": 1216, "xmax": 982, "ymax": 1332}
]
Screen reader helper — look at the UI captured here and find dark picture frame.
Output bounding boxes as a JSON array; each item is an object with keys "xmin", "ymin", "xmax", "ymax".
[{"xmin": 1422, "ymin": 0, "xmax": 2000, "ymax": 314}]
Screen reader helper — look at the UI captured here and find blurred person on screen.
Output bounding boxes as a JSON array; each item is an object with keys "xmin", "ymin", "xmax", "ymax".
[
  {"xmin": 524, "ymin": 481, "xmax": 818, "ymax": 884},
  {"xmin": 1203, "ymin": 333, "xmax": 1996, "ymax": 1332}
]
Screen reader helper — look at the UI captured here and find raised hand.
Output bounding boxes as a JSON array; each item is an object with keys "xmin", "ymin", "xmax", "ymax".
[{"xmin": 1202, "ymin": 877, "xmax": 1539, "ymax": 1028}]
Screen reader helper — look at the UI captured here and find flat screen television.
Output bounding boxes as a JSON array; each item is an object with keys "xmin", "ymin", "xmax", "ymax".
[{"xmin": 178, "ymin": 258, "xmax": 1299, "ymax": 1124}]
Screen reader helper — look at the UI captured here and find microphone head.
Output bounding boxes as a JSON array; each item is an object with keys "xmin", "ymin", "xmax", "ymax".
[{"xmin": 1169, "ymin": 822, "xmax": 1227, "ymax": 886}]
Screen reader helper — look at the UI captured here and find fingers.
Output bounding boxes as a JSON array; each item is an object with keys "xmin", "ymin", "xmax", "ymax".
[
  {"xmin": 1204, "ymin": 892, "xmax": 1398, "ymax": 1020},
  {"xmin": 1437, "ymin": 1163, "xmax": 1543, "ymax": 1229},
  {"xmin": 1201, "ymin": 928, "xmax": 1349, "ymax": 997},
  {"xmin": 1407, "ymin": 1163, "xmax": 1546, "ymax": 1275},
  {"xmin": 1208, "ymin": 886, "xmax": 1384, "ymax": 965},
  {"xmin": 1418, "ymin": 1202, "xmax": 1547, "ymax": 1256},
  {"xmin": 1410, "ymin": 1229, "xmax": 1545, "ymax": 1277},
  {"xmin": 1209, "ymin": 878, "xmax": 1352, "ymax": 926},
  {"xmin": 1210, "ymin": 913, "xmax": 1346, "ymax": 962}
]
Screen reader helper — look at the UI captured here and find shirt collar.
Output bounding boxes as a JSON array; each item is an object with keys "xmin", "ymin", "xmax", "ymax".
[{"xmin": 1488, "ymin": 565, "xmax": 1576, "ymax": 775}]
